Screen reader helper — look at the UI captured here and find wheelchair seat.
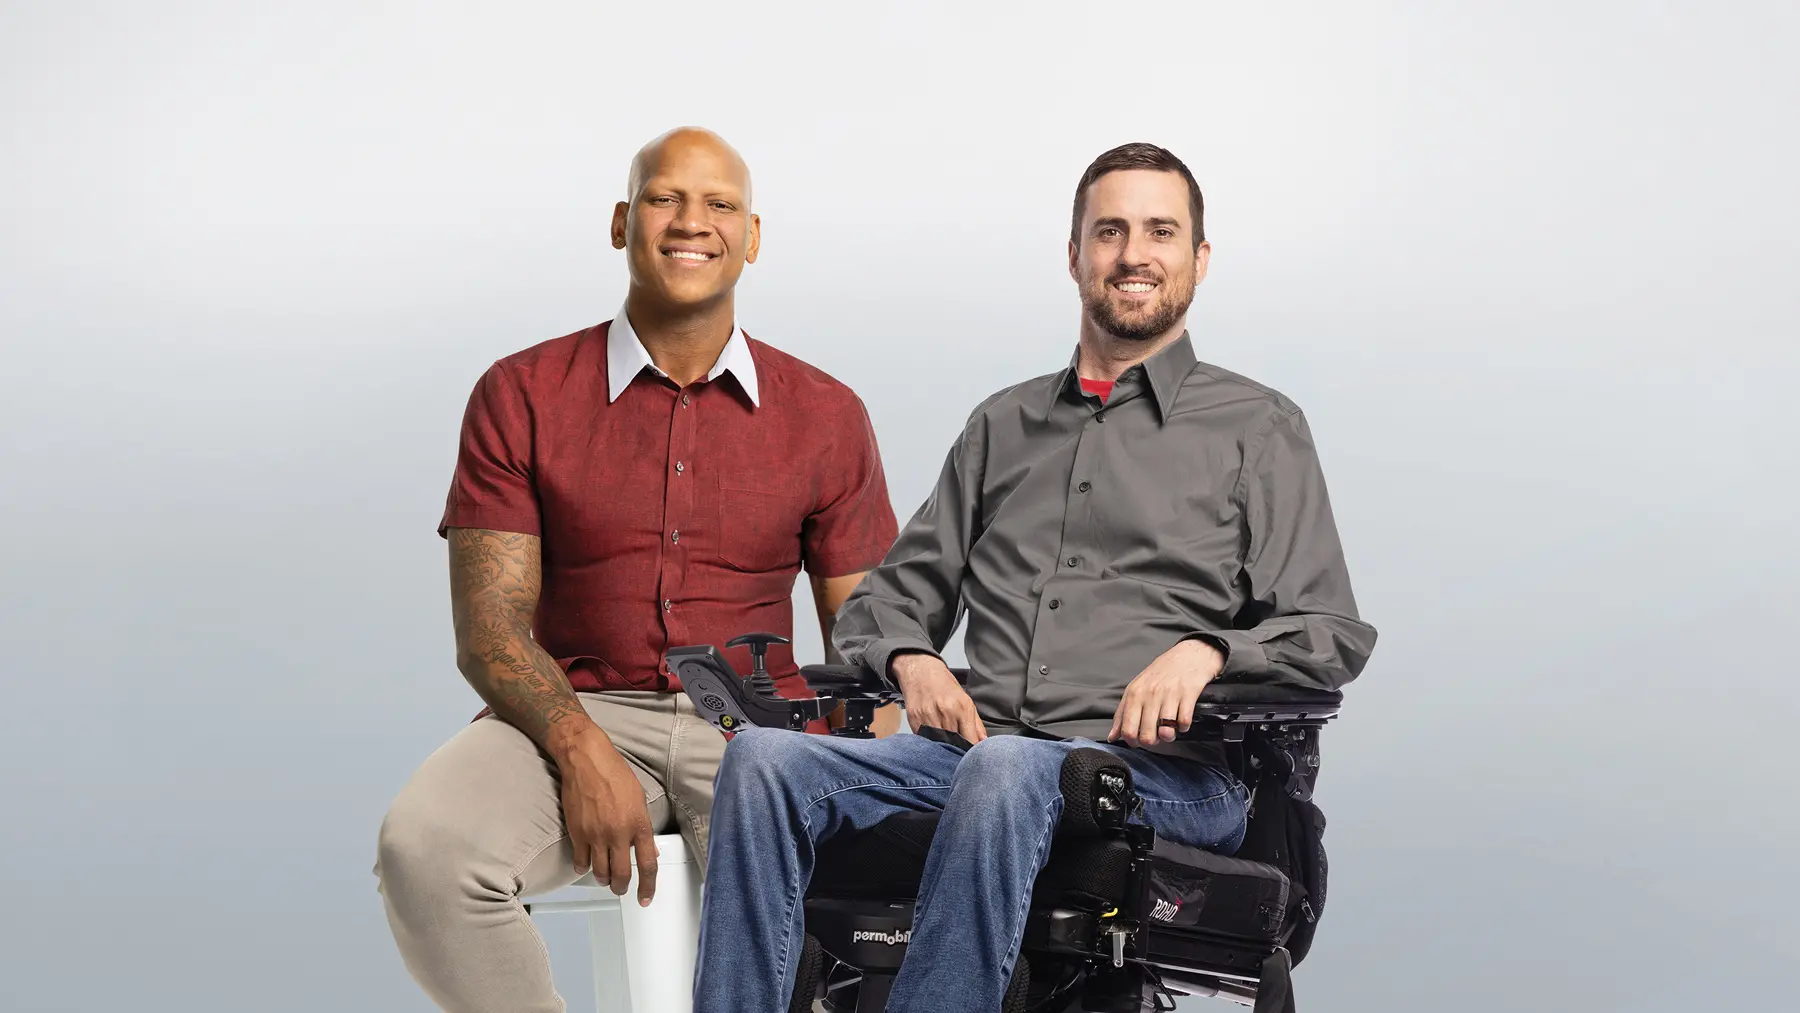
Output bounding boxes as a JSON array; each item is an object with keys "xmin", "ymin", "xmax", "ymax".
[{"xmin": 664, "ymin": 637, "xmax": 1342, "ymax": 1013}]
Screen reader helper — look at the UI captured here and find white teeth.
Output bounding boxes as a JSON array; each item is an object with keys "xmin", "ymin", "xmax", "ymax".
[
  {"xmin": 1116, "ymin": 282, "xmax": 1155, "ymax": 292},
  {"xmin": 667, "ymin": 250, "xmax": 712, "ymax": 261}
]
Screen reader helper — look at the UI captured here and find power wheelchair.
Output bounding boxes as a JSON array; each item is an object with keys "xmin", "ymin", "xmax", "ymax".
[{"xmin": 668, "ymin": 633, "xmax": 1344, "ymax": 1013}]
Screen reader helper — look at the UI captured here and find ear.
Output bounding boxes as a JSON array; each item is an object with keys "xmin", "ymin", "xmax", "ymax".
[
  {"xmin": 611, "ymin": 201, "xmax": 629, "ymax": 249},
  {"xmin": 1192, "ymin": 240, "xmax": 1212, "ymax": 286},
  {"xmin": 1067, "ymin": 238, "xmax": 1080, "ymax": 282},
  {"xmin": 745, "ymin": 213, "xmax": 761, "ymax": 265}
]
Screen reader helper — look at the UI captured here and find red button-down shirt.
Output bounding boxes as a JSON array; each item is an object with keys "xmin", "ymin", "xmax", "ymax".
[{"xmin": 438, "ymin": 319, "xmax": 898, "ymax": 700}]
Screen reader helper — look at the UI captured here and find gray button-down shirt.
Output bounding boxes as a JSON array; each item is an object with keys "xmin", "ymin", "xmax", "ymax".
[{"xmin": 833, "ymin": 332, "xmax": 1377, "ymax": 763}]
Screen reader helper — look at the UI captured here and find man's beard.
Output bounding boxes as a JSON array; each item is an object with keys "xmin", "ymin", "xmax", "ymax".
[{"xmin": 1081, "ymin": 272, "xmax": 1194, "ymax": 342}]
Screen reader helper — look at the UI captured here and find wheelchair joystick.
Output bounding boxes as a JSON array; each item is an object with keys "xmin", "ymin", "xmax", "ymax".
[{"xmin": 726, "ymin": 632, "xmax": 788, "ymax": 699}]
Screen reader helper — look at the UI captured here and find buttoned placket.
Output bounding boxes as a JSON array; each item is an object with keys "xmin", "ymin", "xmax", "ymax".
[
  {"xmin": 1022, "ymin": 379, "xmax": 1150, "ymax": 719},
  {"xmin": 656, "ymin": 382, "xmax": 698, "ymax": 684},
  {"xmin": 1022, "ymin": 384, "xmax": 1117, "ymax": 706}
]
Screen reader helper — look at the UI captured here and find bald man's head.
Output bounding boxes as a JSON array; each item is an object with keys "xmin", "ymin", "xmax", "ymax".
[
  {"xmin": 626, "ymin": 127, "xmax": 753, "ymax": 210},
  {"xmin": 611, "ymin": 126, "xmax": 761, "ymax": 312}
]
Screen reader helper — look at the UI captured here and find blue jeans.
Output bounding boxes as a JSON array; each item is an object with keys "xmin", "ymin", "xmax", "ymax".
[{"xmin": 691, "ymin": 729, "xmax": 1249, "ymax": 1013}]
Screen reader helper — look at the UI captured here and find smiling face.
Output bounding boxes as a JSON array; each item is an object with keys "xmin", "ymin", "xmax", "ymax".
[
  {"xmin": 612, "ymin": 129, "xmax": 759, "ymax": 312},
  {"xmin": 1069, "ymin": 168, "xmax": 1210, "ymax": 342}
]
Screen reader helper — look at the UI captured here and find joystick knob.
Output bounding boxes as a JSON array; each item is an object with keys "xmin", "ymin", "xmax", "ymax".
[{"xmin": 726, "ymin": 632, "xmax": 789, "ymax": 697}]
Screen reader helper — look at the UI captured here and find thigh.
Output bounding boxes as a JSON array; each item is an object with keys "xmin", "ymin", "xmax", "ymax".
[
  {"xmin": 727, "ymin": 727, "xmax": 967, "ymax": 840},
  {"xmin": 378, "ymin": 713, "xmax": 576, "ymax": 897},
  {"xmin": 577, "ymin": 692, "xmax": 676, "ymax": 835},
  {"xmin": 1115, "ymin": 748, "xmax": 1249, "ymax": 852},
  {"xmin": 663, "ymin": 692, "xmax": 728, "ymax": 868}
]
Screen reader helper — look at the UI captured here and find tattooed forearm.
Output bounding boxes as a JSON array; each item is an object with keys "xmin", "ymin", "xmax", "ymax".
[{"xmin": 447, "ymin": 528, "xmax": 592, "ymax": 751}]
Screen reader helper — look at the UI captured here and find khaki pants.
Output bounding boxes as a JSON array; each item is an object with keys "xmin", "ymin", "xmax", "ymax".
[{"xmin": 374, "ymin": 691, "xmax": 727, "ymax": 1013}]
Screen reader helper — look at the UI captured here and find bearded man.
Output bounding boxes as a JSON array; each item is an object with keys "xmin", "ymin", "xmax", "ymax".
[{"xmin": 688, "ymin": 141, "xmax": 1378, "ymax": 1013}]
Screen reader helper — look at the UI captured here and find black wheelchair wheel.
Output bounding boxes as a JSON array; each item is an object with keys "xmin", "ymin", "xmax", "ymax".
[{"xmin": 788, "ymin": 933, "xmax": 824, "ymax": 1013}]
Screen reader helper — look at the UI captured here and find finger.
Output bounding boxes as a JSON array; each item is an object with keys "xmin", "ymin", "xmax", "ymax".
[
  {"xmin": 1176, "ymin": 680, "xmax": 1203, "ymax": 735},
  {"xmin": 960, "ymin": 699, "xmax": 987, "ymax": 743},
  {"xmin": 1108, "ymin": 686, "xmax": 1135, "ymax": 742},
  {"xmin": 1138, "ymin": 686, "xmax": 1168, "ymax": 746},
  {"xmin": 1158, "ymin": 688, "xmax": 1184, "ymax": 743},
  {"xmin": 1118, "ymin": 689, "xmax": 1146, "ymax": 746},
  {"xmin": 633, "ymin": 827, "xmax": 660, "ymax": 907},
  {"xmin": 568, "ymin": 830, "xmax": 591, "ymax": 877},
  {"xmin": 607, "ymin": 841, "xmax": 633, "ymax": 896}
]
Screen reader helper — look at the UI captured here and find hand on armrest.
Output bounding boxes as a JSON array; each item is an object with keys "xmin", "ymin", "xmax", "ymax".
[{"xmin": 892, "ymin": 652, "xmax": 987, "ymax": 744}]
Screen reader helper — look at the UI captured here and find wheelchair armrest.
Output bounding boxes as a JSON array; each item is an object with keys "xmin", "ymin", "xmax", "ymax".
[
  {"xmin": 1191, "ymin": 682, "xmax": 1342, "ymax": 725},
  {"xmin": 799, "ymin": 660, "xmax": 969, "ymax": 695},
  {"xmin": 798, "ymin": 664, "xmax": 885, "ymax": 693}
]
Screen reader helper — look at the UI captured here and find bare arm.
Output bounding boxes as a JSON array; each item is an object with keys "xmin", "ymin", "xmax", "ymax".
[
  {"xmin": 446, "ymin": 526, "xmax": 661, "ymax": 900},
  {"xmin": 447, "ymin": 527, "xmax": 597, "ymax": 754},
  {"xmin": 813, "ymin": 571, "xmax": 903, "ymax": 738}
]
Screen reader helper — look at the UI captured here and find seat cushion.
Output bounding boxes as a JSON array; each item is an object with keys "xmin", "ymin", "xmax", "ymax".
[{"xmin": 810, "ymin": 811, "xmax": 941, "ymax": 900}]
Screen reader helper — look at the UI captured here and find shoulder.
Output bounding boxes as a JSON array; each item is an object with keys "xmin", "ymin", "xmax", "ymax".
[
  {"xmin": 744, "ymin": 334, "xmax": 873, "ymax": 418},
  {"xmin": 1174, "ymin": 358, "xmax": 1306, "ymax": 433},
  {"xmin": 961, "ymin": 369, "xmax": 1065, "ymax": 433},
  {"xmin": 481, "ymin": 323, "xmax": 604, "ymax": 390}
]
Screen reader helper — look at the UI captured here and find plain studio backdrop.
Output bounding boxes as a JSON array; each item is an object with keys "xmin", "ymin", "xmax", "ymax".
[{"xmin": 3, "ymin": 3, "xmax": 1796, "ymax": 1011}]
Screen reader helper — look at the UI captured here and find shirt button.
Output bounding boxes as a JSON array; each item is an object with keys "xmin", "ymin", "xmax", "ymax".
[
  {"xmin": 681, "ymin": 393, "xmax": 691, "ymax": 406},
  {"xmin": 671, "ymin": 530, "xmax": 680, "ymax": 543},
  {"xmin": 1067, "ymin": 556, "xmax": 1080, "ymax": 567},
  {"xmin": 662, "ymin": 599, "xmax": 673, "ymax": 611},
  {"xmin": 1095, "ymin": 411, "xmax": 1106, "ymax": 423},
  {"xmin": 1038, "ymin": 664, "xmax": 1049, "ymax": 675},
  {"xmin": 1077, "ymin": 481, "xmax": 1092, "ymax": 493},
  {"xmin": 675, "ymin": 461, "xmax": 685, "ymax": 474},
  {"xmin": 1048, "ymin": 598, "xmax": 1061, "ymax": 610}
]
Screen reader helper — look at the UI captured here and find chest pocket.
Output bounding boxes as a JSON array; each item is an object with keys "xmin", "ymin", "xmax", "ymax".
[{"xmin": 717, "ymin": 479, "xmax": 806, "ymax": 573}]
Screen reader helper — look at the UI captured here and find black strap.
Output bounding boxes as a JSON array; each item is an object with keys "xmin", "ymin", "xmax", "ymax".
[
  {"xmin": 1253, "ymin": 947, "xmax": 1296, "ymax": 1013},
  {"xmin": 915, "ymin": 725, "xmax": 973, "ymax": 752}
]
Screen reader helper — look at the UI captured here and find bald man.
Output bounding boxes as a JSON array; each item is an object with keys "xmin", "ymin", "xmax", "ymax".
[{"xmin": 373, "ymin": 127, "xmax": 901, "ymax": 1013}]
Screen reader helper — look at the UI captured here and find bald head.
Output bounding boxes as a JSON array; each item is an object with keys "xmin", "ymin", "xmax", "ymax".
[
  {"xmin": 626, "ymin": 126, "xmax": 753, "ymax": 210},
  {"xmin": 611, "ymin": 125, "xmax": 761, "ymax": 312}
]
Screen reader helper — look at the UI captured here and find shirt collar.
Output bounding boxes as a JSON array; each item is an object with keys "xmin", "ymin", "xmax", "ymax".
[
  {"xmin": 1049, "ymin": 330, "xmax": 1198, "ymax": 421},
  {"xmin": 606, "ymin": 302, "xmax": 761, "ymax": 407}
]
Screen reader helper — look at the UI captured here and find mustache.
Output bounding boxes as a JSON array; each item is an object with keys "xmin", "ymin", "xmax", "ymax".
[{"xmin": 1104, "ymin": 269, "xmax": 1162, "ymax": 285}]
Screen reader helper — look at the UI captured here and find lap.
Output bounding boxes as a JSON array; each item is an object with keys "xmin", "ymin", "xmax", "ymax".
[
  {"xmin": 379, "ymin": 695, "xmax": 681, "ymax": 886},
  {"xmin": 728, "ymin": 729, "xmax": 1242, "ymax": 849}
]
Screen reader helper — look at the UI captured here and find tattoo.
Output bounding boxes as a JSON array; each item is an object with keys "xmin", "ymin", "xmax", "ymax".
[{"xmin": 447, "ymin": 528, "xmax": 586, "ymax": 745}]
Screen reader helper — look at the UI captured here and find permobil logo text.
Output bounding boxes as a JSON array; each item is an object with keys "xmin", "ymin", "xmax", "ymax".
[{"xmin": 852, "ymin": 929, "xmax": 912, "ymax": 946}]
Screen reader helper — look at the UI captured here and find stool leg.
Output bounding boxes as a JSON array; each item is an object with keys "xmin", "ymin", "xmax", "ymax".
[
  {"xmin": 585, "ymin": 903, "xmax": 632, "ymax": 1013},
  {"xmin": 616, "ymin": 853, "xmax": 703, "ymax": 1013}
]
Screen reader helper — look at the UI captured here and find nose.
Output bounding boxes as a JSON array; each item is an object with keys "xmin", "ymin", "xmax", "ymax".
[
  {"xmin": 669, "ymin": 200, "xmax": 711, "ymax": 237},
  {"xmin": 1119, "ymin": 229, "xmax": 1155, "ymax": 271}
]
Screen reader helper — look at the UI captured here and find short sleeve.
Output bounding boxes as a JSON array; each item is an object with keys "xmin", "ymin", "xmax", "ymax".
[
  {"xmin": 801, "ymin": 396, "xmax": 899, "ymax": 576},
  {"xmin": 438, "ymin": 361, "xmax": 542, "ymax": 538}
]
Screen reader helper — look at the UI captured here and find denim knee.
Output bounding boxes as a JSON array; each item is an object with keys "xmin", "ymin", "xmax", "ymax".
[
  {"xmin": 717, "ymin": 727, "xmax": 811, "ymax": 795},
  {"xmin": 952, "ymin": 735, "xmax": 1059, "ymax": 806}
]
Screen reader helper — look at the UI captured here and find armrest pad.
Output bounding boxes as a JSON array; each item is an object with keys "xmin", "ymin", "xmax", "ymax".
[
  {"xmin": 1198, "ymin": 683, "xmax": 1342, "ymax": 708},
  {"xmin": 799, "ymin": 664, "xmax": 887, "ymax": 692},
  {"xmin": 1191, "ymin": 682, "xmax": 1343, "ymax": 726},
  {"xmin": 800, "ymin": 663, "xmax": 970, "ymax": 694}
]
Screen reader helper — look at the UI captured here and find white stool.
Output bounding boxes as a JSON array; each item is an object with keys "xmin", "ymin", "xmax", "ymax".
[{"xmin": 526, "ymin": 833, "xmax": 702, "ymax": 1013}]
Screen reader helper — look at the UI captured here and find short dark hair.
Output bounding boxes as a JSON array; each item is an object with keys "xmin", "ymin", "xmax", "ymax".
[{"xmin": 1070, "ymin": 142, "xmax": 1205, "ymax": 249}]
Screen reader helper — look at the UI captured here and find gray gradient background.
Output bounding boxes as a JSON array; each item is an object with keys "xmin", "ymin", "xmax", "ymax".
[{"xmin": 3, "ymin": 2, "xmax": 1796, "ymax": 1011}]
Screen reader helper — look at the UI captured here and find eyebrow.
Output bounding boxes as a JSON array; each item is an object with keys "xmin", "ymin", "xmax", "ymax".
[{"xmin": 1090, "ymin": 216, "xmax": 1184, "ymax": 232}]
